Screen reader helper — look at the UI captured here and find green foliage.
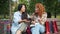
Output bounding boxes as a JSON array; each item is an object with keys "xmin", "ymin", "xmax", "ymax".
[
  {"xmin": 0, "ymin": 0, "xmax": 9, "ymax": 15},
  {"xmin": 0, "ymin": 0, "xmax": 60, "ymax": 19},
  {"xmin": 29, "ymin": 0, "xmax": 43, "ymax": 14},
  {"xmin": 14, "ymin": 0, "xmax": 30, "ymax": 13},
  {"xmin": 44, "ymin": 0, "xmax": 60, "ymax": 14},
  {"xmin": 28, "ymin": 0, "xmax": 35, "ymax": 14}
]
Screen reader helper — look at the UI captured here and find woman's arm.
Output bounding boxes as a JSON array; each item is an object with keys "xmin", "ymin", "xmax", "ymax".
[
  {"xmin": 13, "ymin": 12, "xmax": 27, "ymax": 24},
  {"xmin": 38, "ymin": 13, "xmax": 47, "ymax": 24},
  {"xmin": 42, "ymin": 13, "xmax": 47, "ymax": 22},
  {"xmin": 18, "ymin": 19, "xmax": 28, "ymax": 24}
]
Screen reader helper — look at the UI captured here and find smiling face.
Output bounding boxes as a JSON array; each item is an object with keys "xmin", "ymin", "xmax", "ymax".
[
  {"xmin": 21, "ymin": 5, "xmax": 26, "ymax": 12},
  {"xmin": 35, "ymin": 7, "xmax": 39, "ymax": 13},
  {"xmin": 35, "ymin": 3, "xmax": 45, "ymax": 17}
]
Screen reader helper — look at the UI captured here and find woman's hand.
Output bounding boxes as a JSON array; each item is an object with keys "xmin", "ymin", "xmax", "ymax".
[
  {"xmin": 30, "ymin": 13, "xmax": 35, "ymax": 18},
  {"xmin": 18, "ymin": 19, "xmax": 30, "ymax": 24},
  {"xmin": 23, "ymin": 19, "xmax": 30, "ymax": 23},
  {"xmin": 38, "ymin": 19, "xmax": 42, "ymax": 24},
  {"xmin": 19, "ymin": 19, "xmax": 27, "ymax": 23},
  {"xmin": 31, "ymin": 21, "xmax": 35, "ymax": 24},
  {"xmin": 38, "ymin": 18, "xmax": 42, "ymax": 22}
]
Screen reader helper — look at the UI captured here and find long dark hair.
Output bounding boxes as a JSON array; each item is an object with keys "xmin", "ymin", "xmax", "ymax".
[
  {"xmin": 18, "ymin": 4, "xmax": 28, "ymax": 20},
  {"xmin": 21, "ymin": 12, "xmax": 28, "ymax": 20},
  {"xmin": 18, "ymin": 4, "xmax": 26, "ymax": 11}
]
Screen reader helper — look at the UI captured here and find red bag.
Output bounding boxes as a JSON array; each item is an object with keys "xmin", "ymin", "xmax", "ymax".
[{"xmin": 26, "ymin": 26, "xmax": 31, "ymax": 34}]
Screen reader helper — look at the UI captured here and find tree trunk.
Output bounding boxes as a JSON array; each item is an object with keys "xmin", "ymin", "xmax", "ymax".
[{"xmin": 54, "ymin": 12, "xmax": 56, "ymax": 18}]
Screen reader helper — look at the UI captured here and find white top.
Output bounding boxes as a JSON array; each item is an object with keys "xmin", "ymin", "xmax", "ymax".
[
  {"xmin": 30, "ymin": 12, "xmax": 47, "ymax": 27},
  {"xmin": 38, "ymin": 13, "xmax": 47, "ymax": 25},
  {"xmin": 11, "ymin": 11, "xmax": 30, "ymax": 32}
]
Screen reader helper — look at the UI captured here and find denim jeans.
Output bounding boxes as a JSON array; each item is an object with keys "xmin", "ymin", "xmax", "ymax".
[{"xmin": 31, "ymin": 23, "xmax": 45, "ymax": 34}]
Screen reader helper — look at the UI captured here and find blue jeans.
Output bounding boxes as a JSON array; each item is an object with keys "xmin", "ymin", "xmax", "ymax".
[{"xmin": 31, "ymin": 23, "xmax": 45, "ymax": 34}]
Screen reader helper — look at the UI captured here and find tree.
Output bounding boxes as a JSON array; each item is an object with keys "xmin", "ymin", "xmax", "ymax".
[
  {"xmin": 0, "ymin": 0, "xmax": 9, "ymax": 18},
  {"xmin": 13, "ymin": 0, "xmax": 30, "ymax": 14},
  {"xmin": 43, "ymin": 0, "xmax": 60, "ymax": 18},
  {"xmin": 29, "ymin": 0, "xmax": 43, "ymax": 14}
]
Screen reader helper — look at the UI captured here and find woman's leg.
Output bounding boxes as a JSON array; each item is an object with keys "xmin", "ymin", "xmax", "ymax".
[
  {"xmin": 16, "ymin": 30, "xmax": 22, "ymax": 34},
  {"xmin": 39, "ymin": 24, "xmax": 45, "ymax": 34},
  {"xmin": 11, "ymin": 30, "xmax": 16, "ymax": 34},
  {"xmin": 11, "ymin": 27, "xmax": 18, "ymax": 34},
  {"xmin": 16, "ymin": 23, "xmax": 27, "ymax": 34},
  {"xmin": 31, "ymin": 24, "xmax": 40, "ymax": 34},
  {"xmin": 31, "ymin": 23, "xmax": 45, "ymax": 34}
]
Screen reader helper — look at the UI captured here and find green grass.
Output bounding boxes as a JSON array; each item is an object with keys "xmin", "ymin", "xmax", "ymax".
[
  {"xmin": 57, "ymin": 15, "xmax": 60, "ymax": 19},
  {"xmin": 51, "ymin": 15, "xmax": 60, "ymax": 19}
]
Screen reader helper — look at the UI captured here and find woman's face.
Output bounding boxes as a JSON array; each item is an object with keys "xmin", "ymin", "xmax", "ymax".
[
  {"xmin": 21, "ymin": 5, "xmax": 26, "ymax": 12},
  {"xmin": 35, "ymin": 7, "xmax": 39, "ymax": 13}
]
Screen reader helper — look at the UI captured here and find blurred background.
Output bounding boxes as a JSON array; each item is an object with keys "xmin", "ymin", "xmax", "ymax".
[{"xmin": 0, "ymin": 0, "xmax": 60, "ymax": 34}]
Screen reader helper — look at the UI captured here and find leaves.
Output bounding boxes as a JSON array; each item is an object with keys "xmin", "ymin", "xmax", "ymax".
[{"xmin": 0, "ymin": 0, "xmax": 9, "ymax": 15}]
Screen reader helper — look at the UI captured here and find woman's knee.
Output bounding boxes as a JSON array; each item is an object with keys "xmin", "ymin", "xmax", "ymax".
[
  {"xmin": 16, "ymin": 30, "xmax": 22, "ymax": 34},
  {"xmin": 40, "ymin": 26, "xmax": 45, "ymax": 33},
  {"xmin": 31, "ymin": 27, "xmax": 40, "ymax": 34}
]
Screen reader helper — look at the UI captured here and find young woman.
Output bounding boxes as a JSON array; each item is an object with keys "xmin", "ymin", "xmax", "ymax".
[
  {"xmin": 11, "ymin": 4, "xmax": 30, "ymax": 34},
  {"xmin": 31, "ymin": 3, "xmax": 47, "ymax": 34}
]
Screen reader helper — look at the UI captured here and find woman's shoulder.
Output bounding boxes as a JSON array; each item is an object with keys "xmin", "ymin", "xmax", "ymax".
[
  {"xmin": 42, "ymin": 12, "xmax": 47, "ymax": 17},
  {"xmin": 27, "ymin": 14, "xmax": 30, "ymax": 18},
  {"xmin": 14, "ymin": 11, "xmax": 19, "ymax": 14},
  {"xmin": 14, "ymin": 11, "xmax": 21, "ymax": 15},
  {"xmin": 43, "ymin": 12, "xmax": 47, "ymax": 14}
]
